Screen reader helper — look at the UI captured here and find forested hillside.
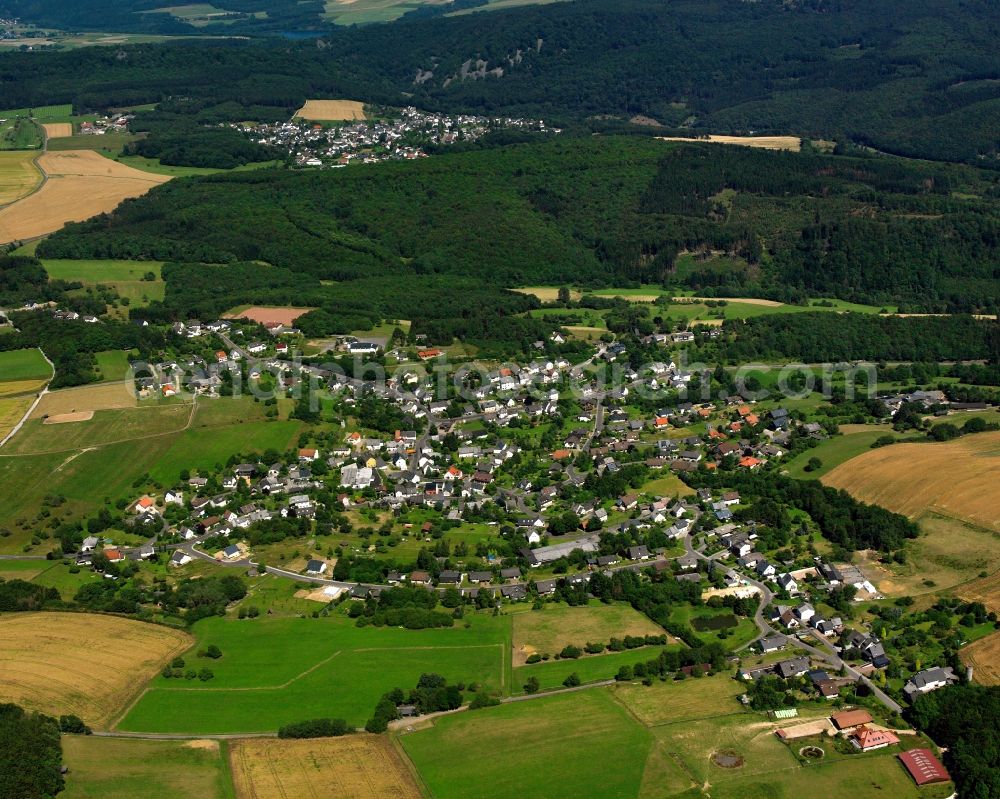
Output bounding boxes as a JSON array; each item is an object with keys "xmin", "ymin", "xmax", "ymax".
[
  {"xmin": 0, "ymin": 0, "xmax": 998, "ymax": 165},
  {"xmin": 39, "ymin": 137, "xmax": 1000, "ymax": 314}
]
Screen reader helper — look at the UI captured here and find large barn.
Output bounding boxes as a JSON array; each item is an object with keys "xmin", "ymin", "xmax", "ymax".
[{"xmin": 898, "ymin": 749, "xmax": 951, "ymax": 786}]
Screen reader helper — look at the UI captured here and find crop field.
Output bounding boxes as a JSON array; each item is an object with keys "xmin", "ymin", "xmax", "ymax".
[
  {"xmin": 224, "ymin": 304, "xmax": 317, "ymax": 326},
  {"xmin": 0, "ymin": 395, "xmax": 33, "ymax": 441},
  {"xmin": 0, "ymin": 150, "xmax": 170, "ymax": 243},
  {"xmin": 295, "ymin": 99, "xmax": 367, "ymax": 121},
  {"xmin": 0, "ymin": 347, "xmax": 52, "ymax": 382},
  {"xmin": 42, "ymin": 122, "xmax": 73, "ymax": 138},
  {"xmin": 118, "ymin": 613, "xmax": 510, "ymax": 733},
  {"xmin": 823, "ymin": 431, "xmax": 1000, "ymax": 532},
  {"xmin": 657, "ymin": 134, "xmax": 802, "ymax": 151},
  {"xmin": 400, "ymin": 689, "xmax": 651, "ymax": 799},
  {"xmin": 229, "ymin": 736, "xmax": 421, "ymax": 799},
  {"xmin": 514, "ymin": 286, "xmax": 583, "ymax": 302},
  {"xmin": 10, "ymin": 404, "xmax": 192, "ymax": 454},
  {"xmin": 958, "ymin": 571, "xmax": 1000, "ymax": 614},
  {"xmin": 61, "ymin": 736, "xmax": 234, "ymax": 799},
  {"xmin": 0, "ymin": 612, "xmax": 191, "ymax": 727},
  {"xmin": 612, "ymin": 672, "xmax": 746, "ymax": 725},
  {"xmin": 0, "ymin": 150, "xmax": 42, "ymax": 205},
  {"xmin": 46, "ymin": 132, "xmax": 138, "ymax": 156},
  {"xmin": 32, "ymin": 382, "xmax": 138, "ymax": 418},
  {"xmin": 512, "ymin": 603, "xmax": 665, "ymax": 665},
  {"xmin": 962, "ymin": 630, "xmax": 1000, "ymax": 686}
]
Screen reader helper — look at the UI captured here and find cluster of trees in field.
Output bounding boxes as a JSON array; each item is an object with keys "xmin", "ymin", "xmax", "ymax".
[
  {"xmin": 0, "ymin": 309, "xmax": 166, "ymax": 388},
  {"xmin": 0, "ymin": 704, "xmax": 64, "ymax": 799},
  {"xmin": 910, "ymin": 685, "xmax": 1000, "ymax": 799},
  {"xmin": 36, "ymin": 136, "xmax": 1000, "ymax": 314},
  {"xmin": 1, "ymin": 1, "xmax": 999, "ymax": 167},
  {"xmin": 278, "ymin": 717, "xmax": 351, "ymax": 739},
  {"xmin": 71, "ymin": 572, "xmax": 247, "ymax": 623},
  {"xmin": 350, "ymin": 586, "xmax": 456, "ymax": 629},
  {"xmin": 366, "ymin": 673, "xmax": 464, "ymax": 732},
  {"xmin": 0, "ymin": 579, "xmax": 60, "ymax": 611},
  {"xmin": 696, "ymin": 313, "xmax": 1000, "ymax": 363}
]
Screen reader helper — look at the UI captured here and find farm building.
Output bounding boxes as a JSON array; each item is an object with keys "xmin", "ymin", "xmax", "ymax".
[
  {"xmin": 849, "ymin": 726, "xmax": 900, "ymax": 752},
  {"xmin": 898, "ymin": 748, "xmax": 951, "ymax": 786},
  {"xmin": 831, "ymin": 709, "xmax": 873, "ymax": 730}
]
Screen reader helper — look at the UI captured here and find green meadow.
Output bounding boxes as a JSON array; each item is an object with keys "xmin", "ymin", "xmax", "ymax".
[
  {"xmin": 513, "ymin": 646, "xmax": 676, "ymax": 692},
  {"xmin": 118, "ymin": 612, "xmax": 510, "ymax": 733},
  {"xmin": 0, "ymin": 348, "xmax": 52, "ymax": 382}
]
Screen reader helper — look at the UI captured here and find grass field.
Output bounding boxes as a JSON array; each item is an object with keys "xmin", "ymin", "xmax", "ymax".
[
  {"xmin": 44, "ymin": 259, "xmax": 165, "ymax": 308},
  {"xmin": 512, "ymin": 603, "xmax": 665, "ymax": 665},
  {"xmin": 0, "ymin": 612, "xmax": 191, "ymax": 727},
  {"xmin": 640, "ymin": 472, "xmax": 696, "ymax": 498},
  {"xmin": 400, "ymin": 689, "xmax": 651, "ymax": 799},
  {"xmin": 784, "ymin": 425, "xmax": 897, "ymax": 479},
  {"xmin": 0, "ymin": 150, "xmax": 169, "ymax": 243},
  {"xmin": 118, "ymin": 612, "xmax": 510, "ymax": 733},
  {"xmin": 513, "ymin": 646, "xmax": 674, "ymax": 691},
  {"xmin": 94, "ymin": 350, "xmax": 134, "ymax": 382},
  {"xmin": 612, "ymin": 672, "xmax": 746, "ymax": 725},
  {"xmin": 10, "ymin": 404, "xmax": 192, "ymax": 454},
  {"xmin": 229, "ymin": 736, "xmax": 421, "ymax": 799},
  {"xmin": 961, "ymin": 630, "xmax": 1000, "ymax": 686},
  {"xmin": 295, "ymin": 99, "xmax": 367, "ymax": 121},
  {"xmin": 0, "ymin": 150, "xmax": 42, "ymax": 205},
  {"xmin": 0, "ymin": 348, "xmax": 52, "ymax": 382},
  {"xmin": 61, "ymin": 736, "xmax": 235, "ymax": 799},
  {"xmin": 46, "ymin": 132, "xmax": 138, "ymax": 157},
  {"xmin": 823, "ymin": 431, "xmax": 1000, "ymax": 532},
  {"xmin": 31, "ymin": 382, "xmax": 138, "ymax": 419}
]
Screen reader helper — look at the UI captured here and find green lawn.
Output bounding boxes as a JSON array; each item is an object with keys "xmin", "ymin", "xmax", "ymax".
[
  {"xmin": 118, "ymin": 612, "xmax": 510, "ymax": 733},
  {"xmin": 94, "ymin": 350, "xmax": 134, "ymax": 383},
  {"xmin": 60, "ymin": 735, "xmax": 235, "ymax": 799},
  {"xmin": 400, "ymin": 688, "xmax": 651, "ymax": 799},
  {"xmin": 0, "ymin": 348, "xmax": 52, "ymax": 382}
]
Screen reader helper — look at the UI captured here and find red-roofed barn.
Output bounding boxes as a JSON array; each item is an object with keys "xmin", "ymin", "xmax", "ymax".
[{"xmin": 898, "ymin": 748, "xmax": 950, "ymax": 786}]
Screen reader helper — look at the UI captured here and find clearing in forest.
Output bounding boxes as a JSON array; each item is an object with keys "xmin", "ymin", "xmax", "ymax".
[
  {"xmin": 295, "ymin": 99, "xmax": 367, "ymax": 121},
  {"xmin": 657, "ymin": 134, "xmax": 802, "ymax": 151}
]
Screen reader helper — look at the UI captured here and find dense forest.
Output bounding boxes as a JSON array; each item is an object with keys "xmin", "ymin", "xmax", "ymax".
[
  {"xmin": 0, "ymin": 703, "xmax": 64, "ymax": 799},
  {"xmin": 0, "ymin": 0, "xmax": 998, "ymax": 166},
  {"xmin": 38, "ymin": 137, "xmax": 1000, "ymax": 314},
  {"xmin": 910, "ymin": 684, "xmax": 1000, "ymax": 799}
]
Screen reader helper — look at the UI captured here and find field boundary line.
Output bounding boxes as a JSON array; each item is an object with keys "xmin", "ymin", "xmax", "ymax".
[
  {"xmin": 0, "ymin": 347, "xmax": 52, "ymax": 449},
  {"xmin": 389, "ymin": 733, "xmax": 433, "ymax": 799}
]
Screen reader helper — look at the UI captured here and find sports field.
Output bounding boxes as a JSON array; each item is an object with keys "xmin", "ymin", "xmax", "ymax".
[
  {"xmin": 61, "ymin": 736, "xmax": 234, "ymax": 799},
  {"xmin": 512, "ymin": 603, "xmax": 664, "ymax": 665},
  {"xmin": 0, "ymin": 612, "xmax": 191, "ymax": 727},
  {"xmin": 0, "ymin": 150, "xmax": 169, "ymax": 243},
  {"xmin": 118, "ymin": 613, "xmax": 510, "ymax": 733},
  {"xmin": 295, "ymin": 99, "xmax": 367, "ymax": 121},
  {"xmin": 823, "ymin": 431, "xmax": 1000, "ymax": 532},
  {"xmin": 230, "ymin": 736, "xmax": 421, "ymax": 799},
  {"xmin": 0, "ymin": 150, "xmax": 42, "ymax": 205}
]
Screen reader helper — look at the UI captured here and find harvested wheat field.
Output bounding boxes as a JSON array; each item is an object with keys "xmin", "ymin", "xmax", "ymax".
[
  {"xmin": 32, "ymin": 381, "xmax": 137, "ymax": 418},
  {"xmin": 224, "ymin": 305, "xmax": 316, "ymax": 326},
  {"xmin": 658, "ymin": 134, "xmax": 802, "ymax": 151},
  {"xmin": 513, "ymin": 287, "xmax": 583, "ymax": 302},
  {"xmin": 0, "ymin": 612, "xmax": 191, "ymax": 727},
  {"xmin": 823, "ymin": 431, "xmax": 1000, "ymax": 532},
  {"xmin": 0, "ymin": 395, "xmax": 33, "ymax": 440},
  {"xmin": 958, "ymin": 572, "xmax": 1000, "ymax": 614},
  {"xmin": 0, "ymin": 150, "xmax": 169, "ymax": 243},
  {"xmin": 295, "ymin": 99, "xmax": 367, "ymax": 121},
  {"xmin": 962, "ymin": 632, "xmax": 1000, "ymax": 686},
  {"xmin": 42, "ymin": 122, "xmax": 73, "ymax": 139},
  {"xmin": 0, "ymin": 150, "xmax": 42, "ymax": 206},
  {"xmin": 229, "ymin": 735, "xmax": 421, "ymax": 799},
  {"xmin": 0, "ymin": 378, "xmax": 49, "ymax": 398}
]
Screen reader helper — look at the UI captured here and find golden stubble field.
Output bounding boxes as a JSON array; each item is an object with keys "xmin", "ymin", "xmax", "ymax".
[
  {"xmin": 0, "ymin": 612, "xmax": 192, "ymax": 727},
  {"xmin": 229, "ymin": 735, "xmax": 422, "ymax": 799},
  {"xmin": 823, "ymin": 431, "xmax": 1000, "ymax": 532},
  {"xmin": 0, "ymin": 150, "xmax": 42, "ymax": 206},
  {"xmin": 657, "ymin": 134, "xmax": 802, "ymax": 151},
  {"xmin": 31, "ymin": 381, "xmax": 138, "ymax": 419},
  {"xmin": 295, "ymin": 99, "xmax": 367, "ymax": 121},
  {"xmin": 0, "ymin": 150, "xmax": 169, "ymax": 243},
  {"xmin": 961, "ymin": 631, "xmax": 1000, "ymax": 686},
  {"xmin": 41, "ymin": 122, "xmax": 73, "ymax": 139}
]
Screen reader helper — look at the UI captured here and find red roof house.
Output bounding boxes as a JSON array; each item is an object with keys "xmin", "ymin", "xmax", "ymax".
[{"xmin": 850, "ymin": 726, "xmax": 900, "ymax": 752}]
